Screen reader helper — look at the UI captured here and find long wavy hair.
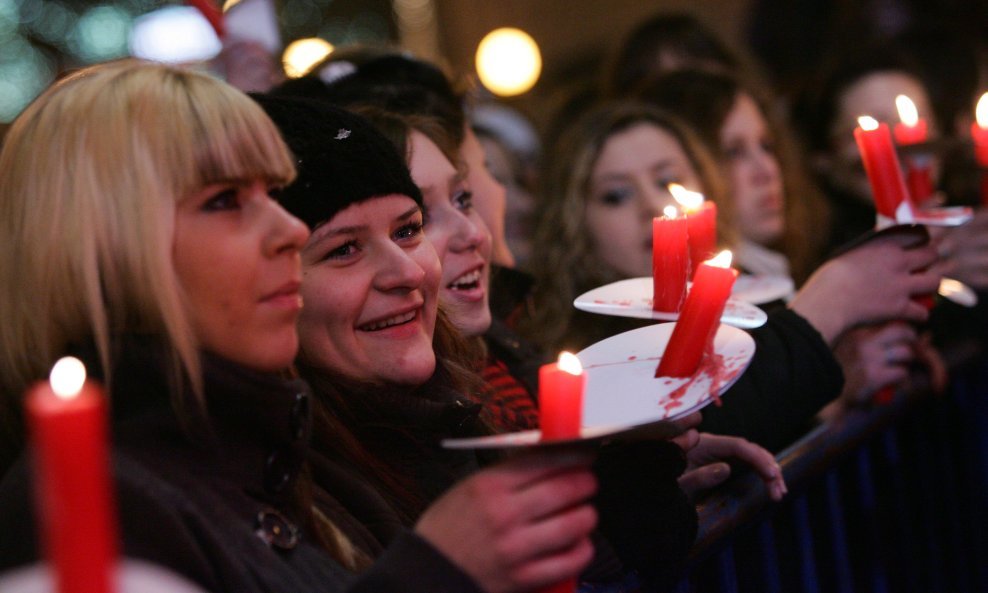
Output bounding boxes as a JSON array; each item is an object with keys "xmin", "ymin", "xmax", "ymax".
[{"xmin": 522, "ymin": 101, "xmax": 729, "ymax": 353}]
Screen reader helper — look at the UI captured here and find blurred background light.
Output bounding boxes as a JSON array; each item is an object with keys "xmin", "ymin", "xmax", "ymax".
[
  {"xmin": 69, "ymin": 5, "xmax": 132, "ymax": 63},
  {"xmin": 0, "ymin": 36, "xmax": 54, "ymax": 122},
  {"xmin": 282, "ymin": 37, "xmax": 333, "ymax": 78},
  {"xmin": 475, "ymin": 27, "xmax": 542, "ymax": 97},
  {"xmin": 130, "ymin": 5, "xmax": 221, "ymax": 63}
]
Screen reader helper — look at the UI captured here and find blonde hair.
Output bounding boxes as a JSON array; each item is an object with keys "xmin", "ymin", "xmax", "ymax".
[
  {"xmin": 523, "ymin": 101, "xmax": 729, "ymax": 353},
  {"xmin": 0, "ymin": 59, "xmax": 294, "ymax": 425}
]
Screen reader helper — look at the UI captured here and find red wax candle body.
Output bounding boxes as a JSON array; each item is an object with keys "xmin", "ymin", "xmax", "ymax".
[
  {"xmin": 538, "ymin": 362, "xmax": 585, "ymax": 441},
  {"xmin": 685, "ymin": 202, "xmax": 717, "ymax": 278},
  {"xmin": 656, "ymin": 262, "xmax": 738, "ymax": 378},
  {"xmin": 971, "ymin": 123, "xmax": 988, "ymax": 206},
  {"xmin": 652, "ymin": 215, "xmax": 689, "ymax": 312},
  {"xmin": 25, "ymin": 380, "xmax": 117, "ymax": 593},
  {"xmin": 854, "ymin": 122, "xmax": 911, "ymax": 219},
  {"xmin": 894, "ymin": 119, "xmax": 934, "ymax": 203},
  {"xmin": 893, "ymin": 120, "xmax": 928, "ymax": 146}
]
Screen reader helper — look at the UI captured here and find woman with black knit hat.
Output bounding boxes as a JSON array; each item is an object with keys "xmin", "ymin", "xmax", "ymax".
[{"xmin": 253, "ymin": 94, "xmax": 599, "ymax": 593}]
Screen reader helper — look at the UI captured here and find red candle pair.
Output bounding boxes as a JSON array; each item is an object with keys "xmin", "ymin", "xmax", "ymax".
[
  {"xmin": 25, "ymin": 357, "xmax": 117, "ymax": 593},
  {"xmin": 656, "ymin": 251, "xmax": 738, "ymax": 378}
]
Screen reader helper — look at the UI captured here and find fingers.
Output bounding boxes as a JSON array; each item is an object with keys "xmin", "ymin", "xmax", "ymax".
[
  {"xmin": 497, "ymin": 503, "xmax": 597, "ymax": 569},
  {"xmin": 507, "ymin": 535, "xmax": 596, "ymax": 590},
  {"xmin": 670, "ymin": 428, "xmax": 700, "ymax": 453},
  {"xmin": 678, "ymin": 463, "xmax": 731, "ymax": 496},
  {"xmin": 496, "ymin": 447, "xmax": 597, "ymax": 490},
  {"xmin": 509, "ymin": 467, "xmax": 598, "ymax": 522},
  {"xmin": 901, "ymin": 243, "xmax": 939, "ymax": 273},
  {"xmin": 669, "ymin": 411, "xmax": 702, "ymax": 433}
]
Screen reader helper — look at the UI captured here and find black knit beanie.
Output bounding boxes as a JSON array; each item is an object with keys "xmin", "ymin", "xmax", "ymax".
[{"xmin": 252, "ymin": 94, "xmax": 423, "ymax": 229}]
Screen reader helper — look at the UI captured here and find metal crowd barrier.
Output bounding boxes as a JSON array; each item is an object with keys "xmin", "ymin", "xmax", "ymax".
[{"xmin": 675, "ymin": 343, "xmax": 988, "ymax": 593}]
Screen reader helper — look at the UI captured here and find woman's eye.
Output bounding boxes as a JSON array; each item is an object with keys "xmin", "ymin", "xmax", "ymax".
[
  {"xmin": 202, "ymin": 189, "xmax": 240, "ymax": 211},
  {"xmin": 395, "ymin": 221, "xmax": 424, "ymax": 240},
  {"xmin": 600, "ymin": 189, "xmax": 631, "ymax": 206},
  {"xmin": 453, "ymin": 190, "xmax": 473, "ymax": 211},
  {"xmin": 723, "ymin": 145, "xmax": 745, "ymax": 160},
  {"xmin": 325, "ymin": 240, "xmax": 358, "ymax": 260}
]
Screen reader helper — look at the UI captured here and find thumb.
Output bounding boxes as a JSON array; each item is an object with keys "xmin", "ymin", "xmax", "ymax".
[{"xmin": 678, "ymin": 462, "xmax": 731, "ymax": 497}]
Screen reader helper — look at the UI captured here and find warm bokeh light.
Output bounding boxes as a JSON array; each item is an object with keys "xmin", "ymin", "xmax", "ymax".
[
  {"xmin": 557, "ymin": 351, "xmax": 583, "ymax": 375},
  {"xmin": 857, "ymin": 115, "xmax": 879, "ymax": 131},
  {"xmin": 668, "ymin": 183, "xmax": 704, "ymax": 211},
  {"xmin": 663, "ymin": 205, "xmax": 678, "ymax": 218},
  {"xmin": 895, "ymin": 95, "xmax": 919, "ymax": 127},
  {"xmin": 282, "ymin": 37, "xmax": 333, "ymax": 79},
  {"xmin": 977, "ymin": 93, "xmax": 988, "ymax": 129},
  {"xmin": 49, "ymin": 357, "xmax": 86, "ymax": 400},
  {"xmin": 129, "ymin": 6, "xmax": 221, "ymax": 63},
  {"xmin": 707, "ymin": 250, "xmax": 733, "ymax": 269},
  {"xmin": 475, "ymin": 27, "xmax": 541, "ymax": 97}
]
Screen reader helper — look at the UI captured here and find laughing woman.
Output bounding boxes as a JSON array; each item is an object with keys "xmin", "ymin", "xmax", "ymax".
[{"xmin": 0, "ymin": 60, "xmax": 597, "ymax": 593}]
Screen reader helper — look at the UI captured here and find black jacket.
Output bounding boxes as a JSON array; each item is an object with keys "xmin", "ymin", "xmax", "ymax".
[{"xmin": 0, "ymin": 340, "xmax": 482, "ymax": 593}]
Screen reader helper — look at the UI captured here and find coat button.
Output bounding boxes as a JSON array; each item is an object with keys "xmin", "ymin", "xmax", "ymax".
[
  {"xmin": 291, "ymin": 392, "xmax": 310, "ymax": 441},
  {"xmin": 255, "ymin": 508, "xmax": 299, "ymax": 551},
  {"xmin": 264, "ymin": 450, "xmax": 292, "ymax": 495}
]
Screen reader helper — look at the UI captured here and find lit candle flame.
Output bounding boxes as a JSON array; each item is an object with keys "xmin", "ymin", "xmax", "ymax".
[
  {"xmin": 895, "ymin": 95, "xmax": 919, "ymax": 127},
  {"xmin": 668, "ymin": 183, "xmax": 704, "ymax": 211},
  {"xmin": 857, "ymin": 115, "xmax": 879, "ymax": 131},
  {"xmin": 557, "ymin": 351, "xmax": 583, "ymax": 375},
  {"xmin": 662, "ymin": 205, "xmax": 678, "ymax": 218},
  {"xmin": 977, "ymin": 93, "xmax": 988, "ymax": 129},
  {"xmin": 706, "ymin": 250, "xmax": 733, "ymax": 269},
  {"xmin": 49, "ymin": 356, "xmax": 86, "ymax": 400}
]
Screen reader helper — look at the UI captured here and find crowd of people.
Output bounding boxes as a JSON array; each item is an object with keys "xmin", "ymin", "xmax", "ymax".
[{"xmin": 0, "ymin": 9, "xmax": 986, "ymax": 593}]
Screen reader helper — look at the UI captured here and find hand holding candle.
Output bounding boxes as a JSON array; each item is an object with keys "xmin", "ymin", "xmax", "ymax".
[
  {"xmin": 657, "ymin": 251, "xmax": 738, "ymax": 378},
  {"xmin": 652, "ymin": 205, "xmax": 689, "ymax": 312},
  {"xmin": 25, "ymin": 357, "xmax": 117, "ymax": 593},
  {"xmin": 539, "ymin": 352, "xmax": 585, "ymax": 441},
  {"xmin": 669, "ymin": 183, "xmax": 718, "ymax": 278}
]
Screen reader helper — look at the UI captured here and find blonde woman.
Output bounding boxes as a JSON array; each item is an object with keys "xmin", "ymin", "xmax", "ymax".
[{"xmin": 0, "ymin": 60, "xmax": 598, "ymax": 593}]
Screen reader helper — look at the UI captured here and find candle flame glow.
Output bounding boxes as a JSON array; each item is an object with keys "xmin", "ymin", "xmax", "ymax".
[
  {"xmin": 662, "ymin": 205, "xmax": 678, "ymax": 218},
  {"xmin": 668, "ymin": 183, "xmax": 704, "ymax": 211},
  {"xmin": 977, "ymin": 93, "xmax": 988, "ymax": 129},
  {"xmin": 895, "ymin": 95, "xmax": 919, "ymax": 127},
  {"xmin": 557, "ymin": 351, "xmax": 583, "ymax": 375},
  {"xmin": 706, "ymin": 250, "xmax": 733, "ymax": 269},
  {"xmin": 49, "ymin": 357, "xmax": 86, "ymax": 400},
  {"xmin": 857, "ymin": 115, "xmax": 879, "ymax": 131}
]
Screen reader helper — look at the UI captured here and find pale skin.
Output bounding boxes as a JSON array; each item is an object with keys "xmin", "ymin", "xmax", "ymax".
[{"xmin": 292, "ymin": 192, "xmax": 595, "ymax": 592}]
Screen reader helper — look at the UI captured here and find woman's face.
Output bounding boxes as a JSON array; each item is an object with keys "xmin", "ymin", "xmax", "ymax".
[
  {"xmin": 173, "ymin": 179, "xmax": 309, "ymax": 372},
  {"xmin": 829, "ymin": 71, "xmax": 936, "ymax": 199},
  {"xmin": 410, "ymin": 131, "xmax": 493, "ymax": 338},
  {"xmin": 586, "ymin": 122, "xmax": 702, "ymax": 278},
  {"xmin": 461, "ymin": 127, "xmax": 515, "ymax": 268},
  {"xmin": 720, "ymin": 93, "xmax": 785, "ymax": 246},
  {"xmin": 296, "ymin": 195, "xmax": 440, "ymax": 385}
]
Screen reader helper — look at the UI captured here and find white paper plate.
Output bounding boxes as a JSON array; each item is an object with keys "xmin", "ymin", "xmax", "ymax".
[
  {"xmin": 442, "ymin": 323, "xmax": 755, "ymax": 450},
  {"xmin": 573, "ymin": 277, "xmax": 768, "ymax": 329}
]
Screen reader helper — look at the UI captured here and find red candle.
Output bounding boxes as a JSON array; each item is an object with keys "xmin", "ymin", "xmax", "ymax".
[
  {"xmin": 854, "ymin": 116, "xmax": 912, "ymax": 223},
  {"xmin": 652, "ymin": 206, "xmax": 689, "ymax": 312},
  {"xmin": 25, "ymin": 357, "xmax": 117, "ymax": 593},
  {"xmin": 892, "ymin": 95, "xmax": 928, "ymax": 146},
  {"xmin": 187, "ymin": 0, "xmax": 225, "ymax": 37},
  {"xmin": 539, "ymin": 352, "xmax": 585, "ymax": 441},
  {"xmin": 669, "ymin": 184, "xmax": 718, "ymax": 277},
  {"xmin": 893, "ymin": 95, "xmax": 934, "ymax": 203},
  {"xmin": 656, "ymin": 251, "xmax": 738, "ymax": 378},
  {"xmin": 972, "ymin": 93, "xmax": 988, "ymax": 205}
]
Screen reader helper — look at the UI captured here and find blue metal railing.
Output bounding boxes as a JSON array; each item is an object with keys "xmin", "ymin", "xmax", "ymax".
[{"xmin": 677, "ymin": 348, "xmax": 988, "ymax": 592}]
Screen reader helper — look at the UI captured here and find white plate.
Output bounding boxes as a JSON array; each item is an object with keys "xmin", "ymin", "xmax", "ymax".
[
  {"xmin": 573, "ymin": 277, "xmax": 768, "ymax": 329},
  {"xmin": 442, "ymin": 323, "xmax": 755, "ymax": 450},
  {"xmin": 878, "ymin": 204, "xmax": 973, "ymax": 228},
  {"xmin": 732, "ymin": 274, "xmax": 794, "ymax": 304}
]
